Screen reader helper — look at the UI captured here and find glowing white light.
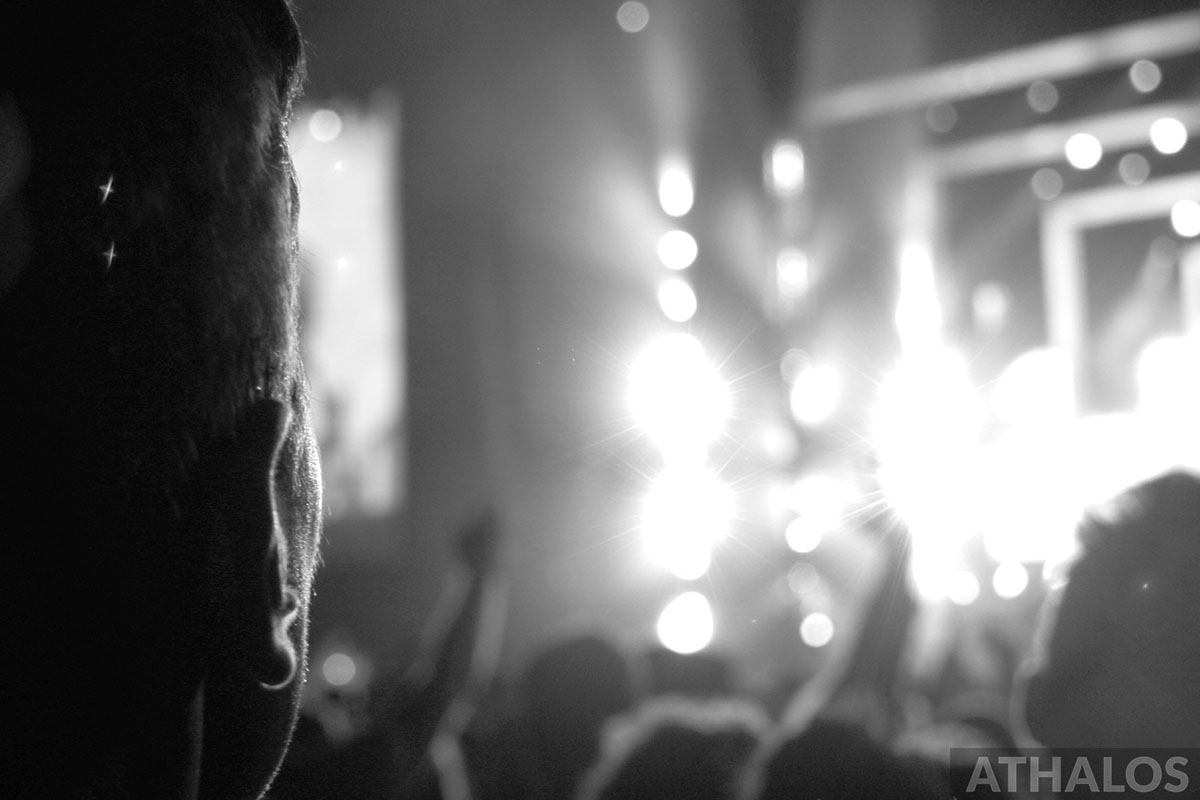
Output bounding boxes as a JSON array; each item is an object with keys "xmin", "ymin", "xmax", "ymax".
[
  {"xmin": 993, "ymin": 347, "xmax": 1074, "ymax": 430},
  {"xmin": 992, "ymin": 561, "xmax": 1029, "ymax": 599},
  {"xmin": 308, "ymin": 109, "xmax": 343, "ymax": 143},
  {"xmin": 779, "ymin": 348, "xmax": 809, "ymax": 383},
  {"xmin": 1064, "ymin": 133, "xmax": 1102, "ymax": 170},
  {"xmin": 894, "ymin": 242, "xmax": 942, "ymax": 348},
  {"xmin": 1150, "ymin": 117, "xmax": 1188, "ymax": 155},
  {"xmin": 658, "ymin": 162, "xmax": 694, "ymax": 217},
  {"xmin": 616, "ymin": 0, "xmax": 649, "ymax": 33},
  {"xmin": 874, "ymin": 349, "xmax": 982, "ymax": 547},
  {"xmin": 1138, "ymin": 335, "xmax": 1200, "ymax": 416},
  {"xmin": 1118, "ymin": 153, "xmax": 1150, "ymax": 186},
  {"xmin": 1026, "ymin": 80, "xmax": 1059, "ymax": 113},
  {"xmin": 769, "ymin": 139, "xmax": 805, "ymax": 195},
  {"xmin": 657, "ymin": 230, "xmax": 698, "ymax": 270},
  {"xmin": 629, "ymin": 333, "xmax": 730, "ymax": 461},
  {"xmin": 1171, "ymin": 199, "xmax": 1200, "ymax": 238},
  {"xmin": 799, "ymin": 612, "xmax": 834, "ymax": 648},
  {"xmin": 322, "ymin": 652, "xmax": 357, "ymax": 686},
  {"xmin": 784, "ymin": 517, "xmax": 823, "ymax": 553},
  {"xmin": 657, "ymin": 278, "xmax": 697, "ymax": 323},
  {"xmin": 1030, "ymin": 167, "xmax": 1063, "ymax": 201},
  {"xmin": 788, "ymin": 363, "xmax": 839, "ymax": 425},
  {"xmin": 1129, "ymin": 60, "xmax": 1162, "ymax": 93},
  {"xmin": 947, "ymin": 571, "xmax": 980, "ymax": 606},
  {"xmin": 784, "ymin": 474, "xmax": 850, "ymax": 552},
  {"xmin": 657, "ymin": 592, "xmax": 714, "ymax": 654},
  {"xmin": 776, "ymin": 248, "xmax": 809, "ymax": 299},
  {"xmin": 642, "ymin": 467, "xmax": 733, "ymax": 579}
]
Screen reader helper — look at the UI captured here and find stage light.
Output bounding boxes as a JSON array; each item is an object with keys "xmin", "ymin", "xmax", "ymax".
[
  {"xmin": 642, "ymin": 467, "xmax": 733, "ymax": 579},
  {"xmin": 1138, "ymin": 335, "xmax": 1200, "ymax": 416},
  {"xmin": 787, "ymin": 562, "xmax": 821, "ymax": 595},
  {"xmin": 1149, "ymin": 117, "xmax": 1188, "ymax": 155},
  {"xmin": 971, "ymin": 281, "xmax": 1011, "ymax": 334},
  {"xmin": 993, "ymin": 347, "xmax": 1074, "ymax": 430},
  {"xmin": 992, "ymin": 561, "xmax": 1029, "ymax": 599},
  {"xmin": 895, "ymin": 241, "xmax": 942, "ymax": 348},
  {"xmin": 948, "ymin": 571, "xmax": 980, "ymax": 606},
  {"xmin": 799, "ymin": 612, "xmax": 834, "ymax": 648},
  {"xmin": 769, "ymin": 139, "xmax": 805, "ymax": 195},
  {"xmin": 873, "ymin": 349, "xmax": 982, "ymax": 549},
  {"xmin": 1031, "ymin": 167, "xmax": 1063, "ymax": 200},
  {"xmin": 629, "ymin": 333, "xmax": 730, "ymax": 461},
  {"xmin": 322, "ymin": 652, "xmax": 357, "ymax": 687},
  {"xmin": 657, "ymin": 278, "xmax": 697, "ymax": 323},
  {"xmin": 657, "ymin": 591, "xmax": 714, "ymax": 654},
  {"xmin": 657, "ymin": 230, "xmax": 699, "ymax": 270},
  {"xmin": 616, "ymin": 1, "xmax": 649, "ymax": 33},
  {"xmin": 308, "ymin": 108, "xmax": 343, "ymax": 143},
  {"xmin": 788, "ymin": 362, "xmax": 839, "ymax": 425},
  {"xmin": 1118, "ymin": 153, "xmax": 1151, "ymax": 186},
  {"xmin": 658, "ymin": 161, "xmax": 694, "ymax": 217},
  {"xmin": 1026, "ymin": 80, "xmax": 1059, "ymax": 114},
  {"xmin": 1171, "ymin": 199, "xmax": 1200, "ymax": 238},
  {"xmin": 776, "ymin": 248, "xmax": 809, "ymax": 299},
  {"xmin": 784, "ymin": 474, "xmax": 850, "ymax": 552},
  {"xmin": 1064, "ymin": 133, "xmax": 1102, "ymax": 170},
  {"xmin": 1129, "ymin": 59, "xmax": 1162, "ymax": 93}
]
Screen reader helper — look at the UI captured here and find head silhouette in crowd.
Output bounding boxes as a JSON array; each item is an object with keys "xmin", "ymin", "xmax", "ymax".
[
  {"xmin": 742, "ymin": 719, "xmax": 943, "ymax": 800},
  {"xmin": 1, "ymin": 2, "xmax": 322, "ymax": 798},
  {"xmin": 1018, "ymin": 469, "xmax": 1200, "ymax": 748},
  {"xmin": 576, "ymin": 696, "xmax": 769, "ymax": 800}
]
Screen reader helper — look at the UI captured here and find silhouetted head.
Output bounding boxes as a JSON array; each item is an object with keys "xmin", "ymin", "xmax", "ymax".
[
  {"xmin": 1, "ymin": 2, "xmax": 321, "ymax": 798},
  {"xmin": 519, "ymin": 632, "xmax": 640, "ymax": 796},
  {"xmin": 577, "ymin": 696, "xmax": 768, "ymax": 800},
  {"xmin": 1018, "ymin": 469, "xmax": 1200, "ymax": 748},
  {"xmin": 744, "ymin": 719, "xmax": 942, "ymax": 800}
]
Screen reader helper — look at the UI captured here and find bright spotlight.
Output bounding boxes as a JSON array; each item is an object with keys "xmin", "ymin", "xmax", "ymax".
[
  {"xmin": 1138, "ymin": 335, "xmax": 1200, "ymax": 416},
  {"xmin": 657, "ymin": 230, "xmax": 699, "ymax": 270},
  {"xmin": 873, "ymin": 349, "xmax": 982, "ymax": 541},
  {"xmin": 992, "ymin": 347, "xmax": 1074, "ymax": 429},
  {"xmin": 657, "ymin": 278, "xmax": 697, "ymax": 323},
  {"xmin": 1064, "ymin": 133, "xmax": 1102, "ymax": 169},
  {"xmin": 1171, "ymin": 199, "xmax": 1200, "ymax": 238},
  {"xmin": 799, "ymin": 612, "xmax": 834, "ymax": 648},
  {"xmin": 308, "ymin": 109, "xmax": 343, "ymax": 143},
  {"xmin": 658, "ymin": 161, "xmax": 694, "ymax": 217},
  {"xmin": 322, "ymin": 652, "xmax": 357, "ymax": 687},
  {"xmin": 785, "ymin": 517, "xmax": 822, "ymax": 554},
  {"xmin": 948, "ymin": 571, "xmax": 980, "ymax": 606},
  {"xmin": 629, "ymin": 333, "xmax": 730, "ymax": 461},
  {"xmin": 657, "ymin": 592, "xmax": 714, "ymax": 654},
  {"xmin": 992, "ymin": 561, "xmax": 1029, "ymax": 599},
  {"xmin": 643, "ymin": 467, "xmax": 733, "ymax": 579},
  {"xmin": 788, "ymin": 362, "xmax": 840, "ymax": 425},
  {"xmin": 1149, "ymin": 117, "xmax": 1188, "ymax": 155},
  {"xmin": 769, "ymin": 139, "xmax": 805, "ymax": 195}
]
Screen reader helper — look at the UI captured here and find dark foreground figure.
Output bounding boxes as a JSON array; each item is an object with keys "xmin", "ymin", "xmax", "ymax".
[{"xmin": 2, "ymin": 2, "xmax": 323, "ymax": 798}]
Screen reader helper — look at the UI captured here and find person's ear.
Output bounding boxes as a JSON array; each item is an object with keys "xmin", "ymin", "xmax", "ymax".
[{"xmin": 226, "ymin": 397, "xmax": 301, "ymax": 691}]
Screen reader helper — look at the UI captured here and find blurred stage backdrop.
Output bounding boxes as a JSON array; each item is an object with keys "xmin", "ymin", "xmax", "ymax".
[{"xmin": 284, "ymin": 0, "xmax": 1200, "ymax": 713}]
